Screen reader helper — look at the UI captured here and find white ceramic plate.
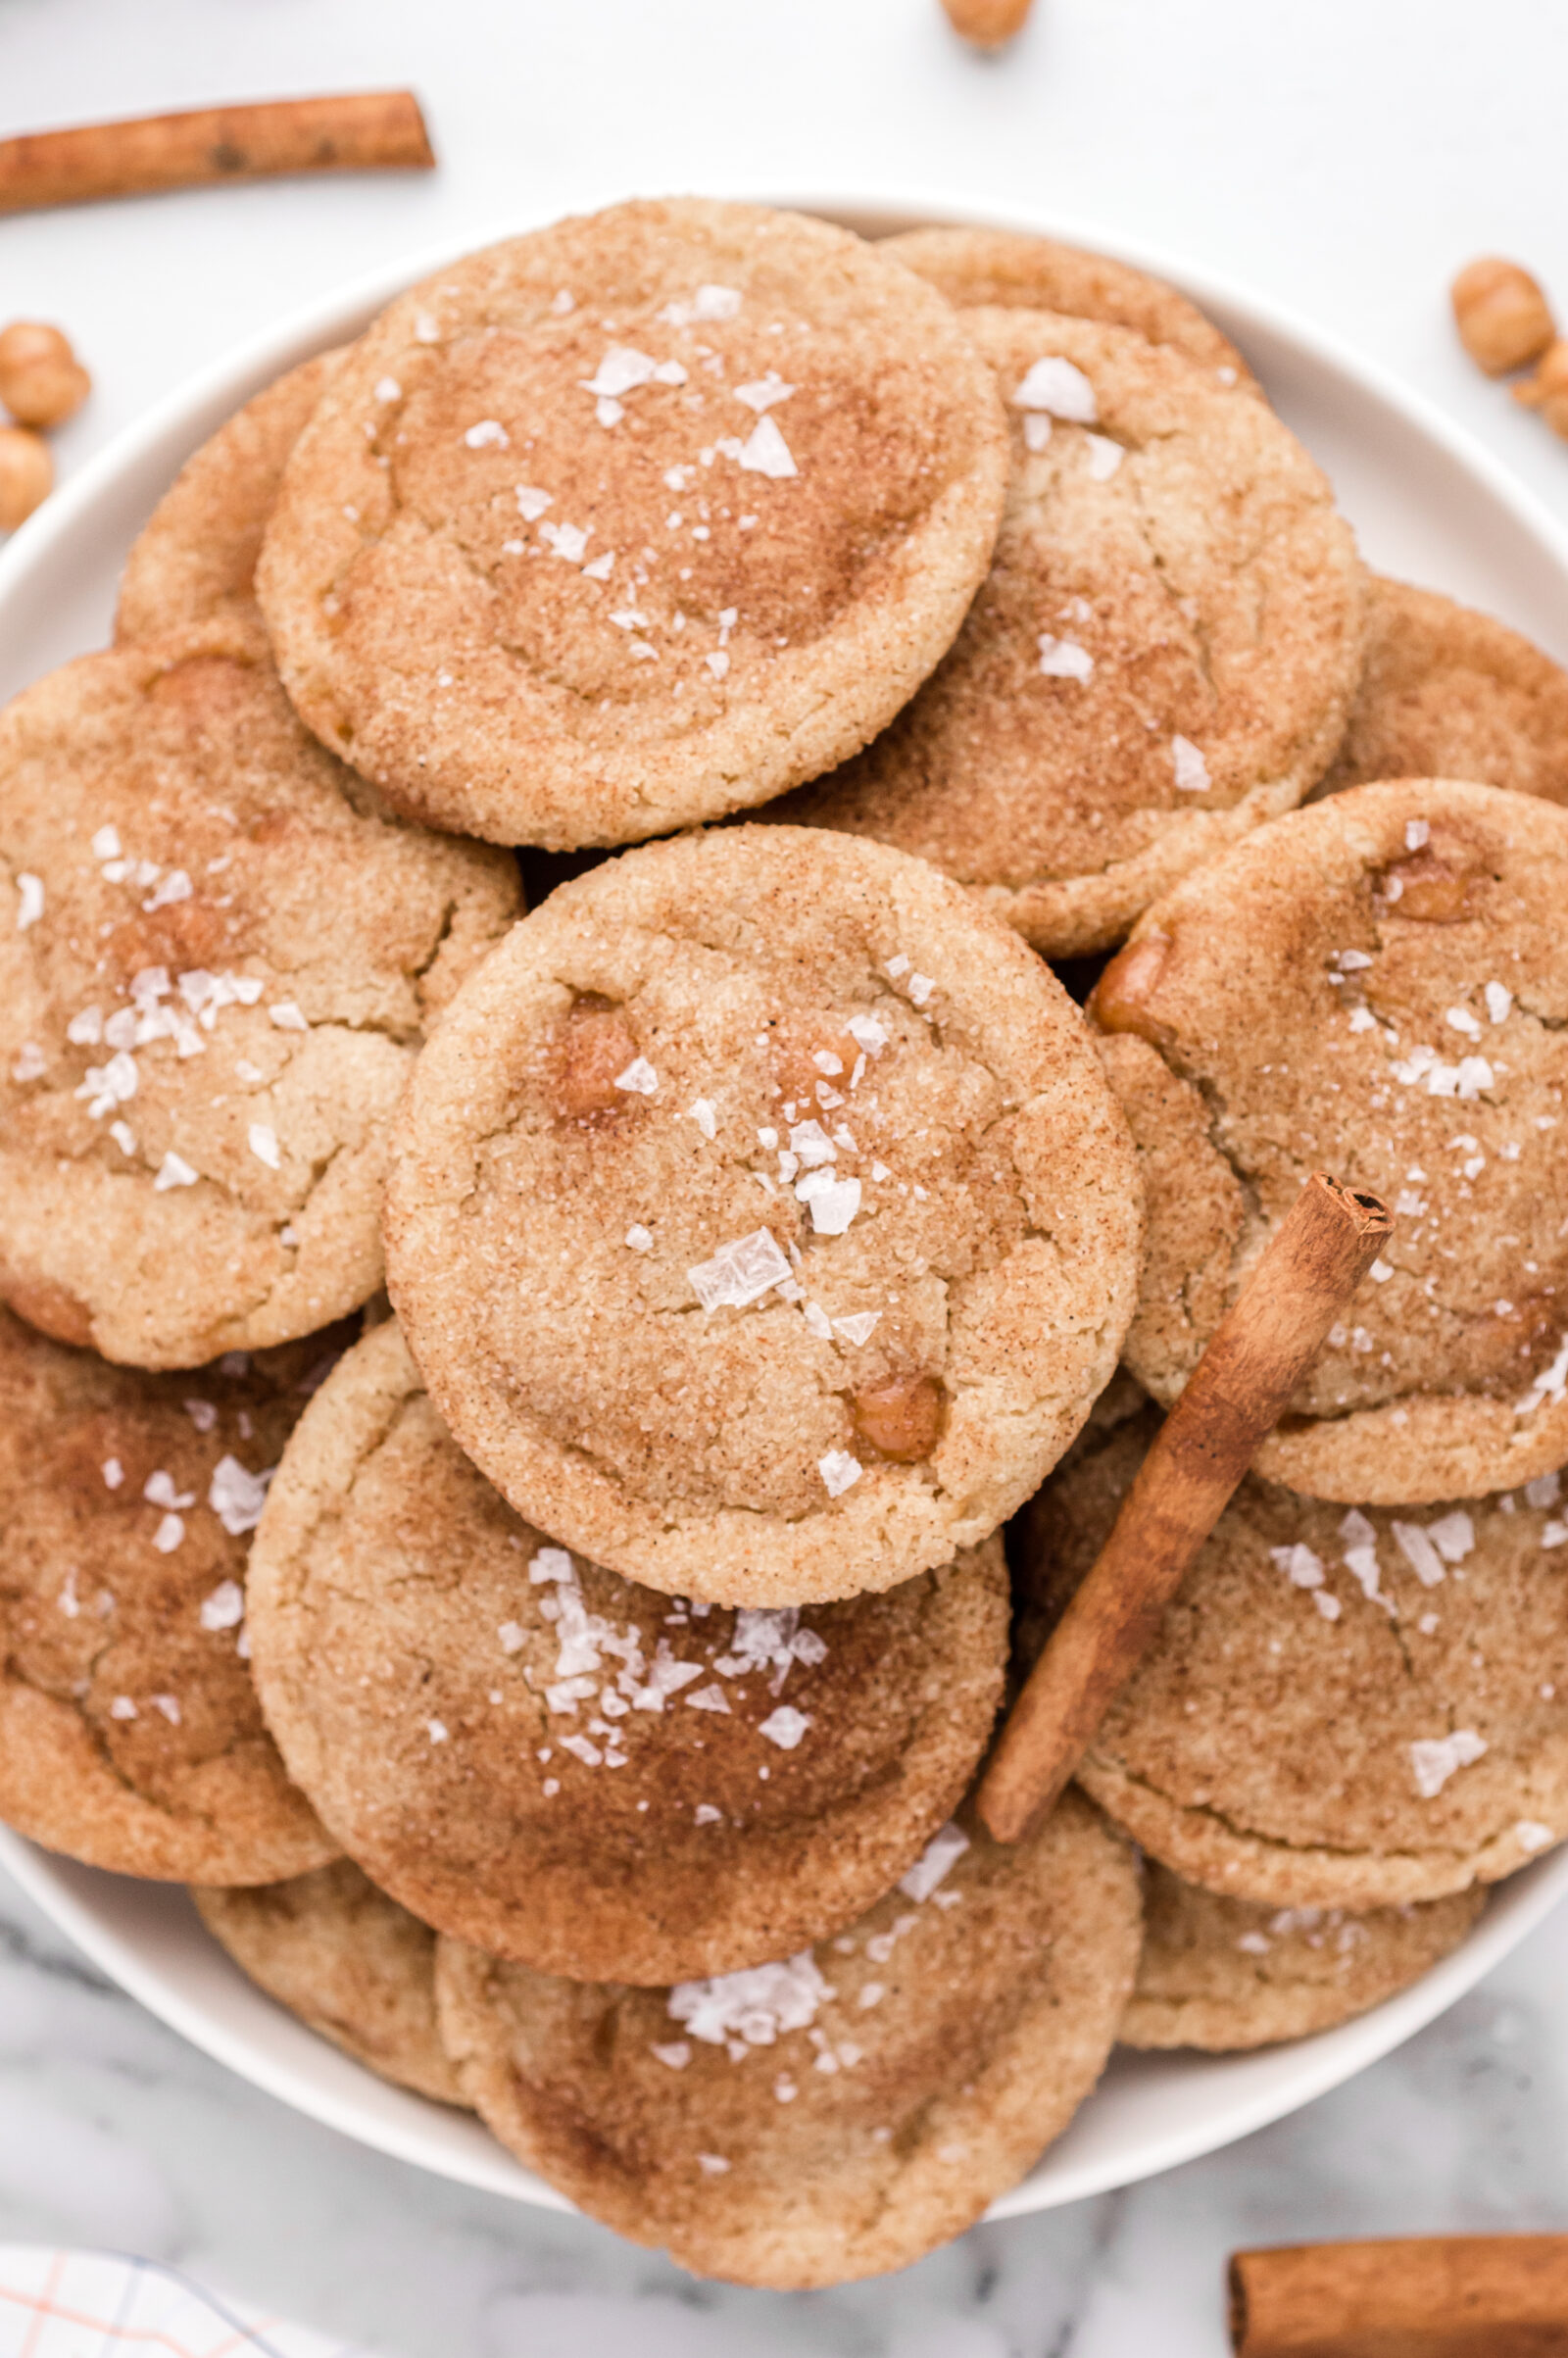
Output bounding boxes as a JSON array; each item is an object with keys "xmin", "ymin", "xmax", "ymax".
[{"xmin": 3, "ymin": 195, "xmax": 1568, "ymax": 2222}]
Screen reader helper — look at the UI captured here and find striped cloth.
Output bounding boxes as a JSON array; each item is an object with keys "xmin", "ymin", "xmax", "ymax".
[{"xmin": 0, "ymin": 2247, "xmax": 370, "ymax": 2357}]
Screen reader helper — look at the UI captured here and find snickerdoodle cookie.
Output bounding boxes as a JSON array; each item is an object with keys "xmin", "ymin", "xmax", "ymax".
[
  {"xmin": 1318, "ymin": 577, "xmax": 1568, "ymax": 805},
  {"xmin": 776, "ymin": 310, "xmax": 1366, "ymax": 956},
  {"xmin": 247, "ymin": 1320, "xmax": 1008, "ymax": 1982},
  {"xmin": 384, "ymin": 825, "xmax": 1143, "ymax": 1605},
  {"xmin": 1121, "ymin": 1866, "xmax": 1486, "ymax": 2051},
  {"xmin": 435, "ymin": 1792, "xmax": 1139, "ymax": 2288},
  {"xmin": 1094, "ymin": 780, "xmax": 1568, "ymax": 1500},
  {"xmin": 0, "ymin": 1303, "xmax": 339, "ymax": 1883},
  {"xmin": 0, "ymin": 624, "xmax": 520, "ymax": 1367},
  {"xmin": 193, "ymin": 1858, "xmax": 463, "ymax": 2102},
  {"xmin": 256, "ymin": 199, "xmax": 1009, "ymax": 847},
  {"xmin": 1020, "ymin": 1408, "xmax": 1568, "ymax": 1908},
  {"xmin": 881, "ymin": 224, "xmax": 1259, "ymax": 390},
  {"xmin": 116, "ymin": 352, "xmax": 342, "ymax": 645}
]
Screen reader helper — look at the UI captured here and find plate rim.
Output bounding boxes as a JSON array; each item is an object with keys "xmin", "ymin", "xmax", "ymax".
[{"xmin": 2, "ymin": 184, "xmax": 1567, "ymax": 2226}]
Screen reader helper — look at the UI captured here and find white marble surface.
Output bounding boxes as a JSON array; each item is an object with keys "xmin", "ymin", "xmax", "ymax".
[{"xmin": 5, "ymin": 0, "xmax": 1568, "ymax": 2348}]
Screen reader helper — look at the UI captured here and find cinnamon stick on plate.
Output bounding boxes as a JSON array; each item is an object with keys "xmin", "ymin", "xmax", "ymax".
[
  {"xmin": 0, "ymin": 92, "xmax": 434, "ymax": 217},
  {"xmin": 977, "ymin": 1171, "xmax": 1393, "ymax": 1844},
  {"xmin": 1231, "ymin": 2235, "xmax": 1568, "ymax": 2355}
]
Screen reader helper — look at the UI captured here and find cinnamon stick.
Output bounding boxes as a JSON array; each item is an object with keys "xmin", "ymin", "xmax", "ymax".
[
  {"xmin": 977, "ymin": 1171, "xmax": 1392, "ymax": 1843},
  {"xmin": 0, "ymin": 92, "xmax": 434, "ymax": 217},
  {"xmin": 1231, "ymin": 2235, "xmax": 1568, "ymax": 2355}
]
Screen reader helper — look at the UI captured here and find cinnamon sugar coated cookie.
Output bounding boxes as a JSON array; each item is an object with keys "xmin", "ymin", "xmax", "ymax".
[
  {"xmin": 1095, "ymin": 780, "xmax": 1568, "ymax": 1500},
  {"xmin": 435, "ymin": 1793, "xmax": 1140, "ymax": 2287},
  {"xmin": 115, "ymin": 352, "xmax": 341, "ymax": 645},
  {"xmin": 384, "ymin": 825, "xmax": 1143, "ymax": 1604},
  {"xmin": 194, "ymin": 1859, "xmax": 464, "ymax": 2103},
  {"xmin": 0, "ymin": 1304, "xmax": 339, "ymax": 1882},
  {"xmin": 1318, "ymin": 578, "xmax": 1568, "ymax": 805},
  {"xmin": 1020, "ymin": 1408, "xmax": 1568, "ymax": 1907},
  {"xmin": 0, "ymin": 626, "xmax": 520, "ymax": 1366},
  {"xmin": 778, "ymin": 310, "xmax": 1366, "ymax": 956},
  {"xmin": 256, "ymin": 199, "xmax": 1010, "ymax": 847},
  {"xmin": 881, "ymin": 224, "xmax": 1259, "ymax": 390},
  {"xmin": 247, "ymin": 1321, "xmax": 1008, "ymax": 1982},
  {"xmin": 1121, "ymin": 1865, "xmax": 1486, "ymax": 2050}
]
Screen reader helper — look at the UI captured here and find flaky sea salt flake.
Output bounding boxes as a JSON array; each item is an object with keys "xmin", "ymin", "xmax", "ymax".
[
  {"xmin": 899, "ymin": 1821, "xmax": 970, "ymax": 1901},
  {"xmin": 759, "ymin": 1705, "xmax": 809, "ymax": 1750},
  {"xmin": 209, "ymin": 1454, "xmax": 272, "ymax": 1536},
  {"xmin": 1172, "ymin": 735, "xmax": 1211, "ymax": 793},
  {"xmin": 818, "ymin": 1449, "xmax": 861, "ymax": 1498},
  {"xmin": 154, "ymin": 1151, "xmax": 198, "ymax": 1191},
  {"xmin": 688, "ymin": 1226, "xmax": 792, "ymax": 1311},
  {"xmin": 1038, "ymin": 634, "xmax": 1094, "ymax": 682},
  {"xmin": 1410, "ymin": 1729, "xmax": 1487, "ymax": 1799},
  {"xmin": 1011, "ymin": 355, "xmax": 1098, "ymax": 421},
  {"xmin": 16, "ymin": 872, "xmax": 43, "ymax": 929}
]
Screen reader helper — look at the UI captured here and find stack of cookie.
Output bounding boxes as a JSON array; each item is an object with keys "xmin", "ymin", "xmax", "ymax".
[{"xmin": 2, "ymin": 198, "xmax": 1567, "ymax": 2288}]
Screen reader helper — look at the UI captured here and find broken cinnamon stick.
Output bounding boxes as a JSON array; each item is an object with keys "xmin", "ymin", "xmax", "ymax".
[
  {"xmin": 1231, "ymin": 2235, "xmax": 1568, "ymax": 2355},
  {"xmin": 977, "ymin": 1171, "xmax": 1392, "ymax": 1844},
  {"xmin": 0, "ymin": 92, "xmax": 434, "ymax": 218}
]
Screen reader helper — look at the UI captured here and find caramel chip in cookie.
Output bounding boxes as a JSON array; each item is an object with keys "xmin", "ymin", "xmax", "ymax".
[
  {"xmin": 1094, "ymin": 780, "xmax": 1568, "ymax": 1500},
  {"xmin": 435, "ymin": 1793, "xmax": 1140, "ymax": 2288},
  {"xmin": 882, "ymin": 223, "xmax": 1259, "ymax": 391},
  {"xmin": 384, "ymin": 825, "xmax": 1143, "ymax": 1605},
  {"xmin": 194, "ymin": 1858, "xmax": 464, "ymax": 2103},
  {"xmin": 777, "ymin": 311, "xmax": 1366, "ymax": 956},
  {"xmin": 1019, "ymin": 1408, "xmax": 1568, "ymax": 1909},
  {"xmin": 0, "ymin": 1304, "xmax": 339, "ymax": 1883},
  {"xmin": 256, "ymin": 199, "xmax": 1009, "ymax": 848},
  {"xmin": 1318, "ymin": 577, "xmax": 1568, "ymax": 807},
  {"xmin": 1121, "ymin": 1864, "xmax": 1486, "ymax": 2051},
  {"xmin": 247, "ymin": 1320, "xmax": 1008, "ymax": 1983},
  {"xmin": 116, "ymin": 352, "xmax": 343, "ymax": 646},
  {"xmin": 0, "ymin": 627, "xmax": 520, "ymax": 1367}
]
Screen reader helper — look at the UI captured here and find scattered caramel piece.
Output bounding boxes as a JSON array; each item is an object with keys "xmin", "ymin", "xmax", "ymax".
[
  {"xmin": 1514, "ymin": 338, "xmax": 1568, "ymax": 440},
  {"xmin": 768, "ymin": 1017, "xmax": 870, "ymax": 1107},
  {"xmin": 851, "ymin": 1372, "xmax": 947, "ymax": 1462},
  {"xmin": 555, "ymin": 998, "xmax": 640, "ymax": 1123},
  {"xmin": 1450, "ymin": 258, "xmax": 1555, "ymax": 376},
  {"xmin": 1373, "ymin": 832, "xmax": 1486, "ymax": 922},
  {"xmin": 1087, "ymin": 934, "xmax": 1173, "ymax": 1045},
  {"xmin": 0, "ymin": 320, "xmax": 90, "ymax": 429},
  {"xmin": 941, "ymin": 0, "xmax": 1033, "ymax": 47},
  {"xmin": 0, "ymin": 422, "xmax": 52, "ymax": 529}
]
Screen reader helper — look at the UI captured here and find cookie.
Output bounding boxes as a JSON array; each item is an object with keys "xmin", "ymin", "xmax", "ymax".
[
  {"xmin": 384, "ymin": 824, "xmax": 1143, "ymax": 1605},
  {"xmin": 193, "ymin": 1859, "xmax": 464, "ymax": 2103},
  {"xmin": 1019, "ymin": 1407, "xmax": 1568, "ymax": 1907},
  {"xmin": 0, "ymin": 625, "xmax": 520, "ymax": 1367},
  {"xmin": 1120, "ymin": 1864, "xmax": 1486, "ymax": 2051},
  {"xmin": 0, "ymin": 1303, "xmax": 339, "ymax": 1883},
  {"xmin": 256, "ymin": 199, "xmax": 1009, "ymax": 848},
  {"xmin": 435, "ymin": 1792, "xmax": 1140, "ymax": 2288},
  {"xmin": 115, "ymin": 353, "xmax": 342, "ymax": 646},
  {"xmin": 1318, "ymin": 577, "xmax": 1568, "ymax": 806},
  {"xmin": 774, "ymin": 310, "xmax": 1366, "ymax": 957},
  {"xmin": 1092, "ymin": 779, "xmax": 1568, "ymax": 1500},
  {"xmin": 881, "ymin": 224, "xmax": 1259, "ymax": 391},
  {"xmin": 247, "ymin": 1319, "xmax": 1008, "ymax": 1982}
]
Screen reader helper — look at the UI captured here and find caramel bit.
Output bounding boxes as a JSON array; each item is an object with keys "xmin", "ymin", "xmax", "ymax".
[
  {"xmin": 1088, "ymin": 934, "xmax": 1174, "ymax": 1046},
  {"xmin": 555, "ymin": 997, "xmax": 639, "ymax": 1123},
  {"xmin": 1374, "ymin": 833, "xmax": 1486, "ymax": 923},
  {"xmin": 851, "ymin": 1373, "xmax": 947, "ymax": 1463},
  {"xmin": 146, "ymin": 655, "xmax": 255, "ymax": 718},
  {"xmin": 768, "ymin": 1017, "xmax": 868, "ymax": 1105}
]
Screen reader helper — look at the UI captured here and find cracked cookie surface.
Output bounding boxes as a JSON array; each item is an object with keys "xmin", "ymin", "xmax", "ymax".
[
  {"xmin": 256, "ymin": 199, "xmax": 1009, "ymax": 849},
  {"xmin": 116, "ymin": 352, "xmax": 343, "ymax": 647},
  {"xmin": 774, "ymin": 310, "xmax": 1366, "ymax": 957},
  {"xmin": 247, "ymin": 1319, "xmax": 1008, "ymax": 1982},
  {"xmin": 1317, "ymin": 576, "xmax": 1568, "ymax": 806},
  {"xmin": 384, "ymin": 824, "xmax": 1144, "ymax": 1604},
  {"xmin": 0, "ymin": 625, "xmax": 520, "ymax": 1368},
  {"xmin": 1093, "ymin": 780, "xmax": 1568, "ymax": 1499},
  {"xmin": 194, "ymin": 1857, "xmax": 465, "ymax": 2102},
  {"xmin": 1019, "ymin": 1408, "xmax": 1568, "ymax": 1907},
  {"xmin": 434, "ymin": 1790, "xmax": 1139, "ymax": 2288},
  {"xmin": 0, "ymin": 1302, "xmax": 340, "ymax": 1882},
  {"xmin": 1121, "ymin": 1862, "xmax": 1484, "ymax": 2050},
  {"xmin": 881, "ymin": 224, "xmax": 1260, "ymax": 391}
]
